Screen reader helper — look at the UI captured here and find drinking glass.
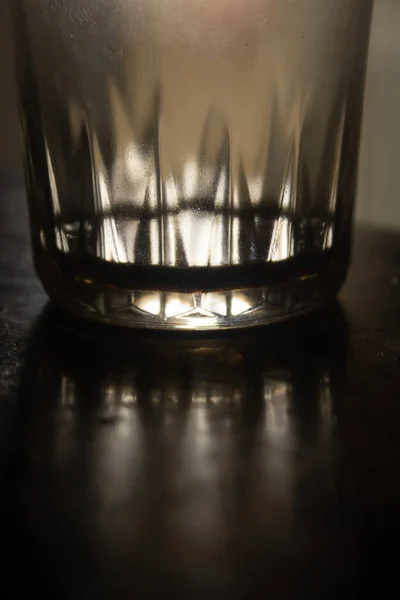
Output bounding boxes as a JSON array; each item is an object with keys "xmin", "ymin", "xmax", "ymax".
[{"xmin": 13, "ymin": 0, "xmax": 374, "ymax": 330}]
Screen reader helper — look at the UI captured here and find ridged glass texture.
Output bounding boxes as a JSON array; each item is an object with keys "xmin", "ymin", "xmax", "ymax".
[{"xmin": 14, "ymin": 0, "xmax": 373, "ymax": 329}]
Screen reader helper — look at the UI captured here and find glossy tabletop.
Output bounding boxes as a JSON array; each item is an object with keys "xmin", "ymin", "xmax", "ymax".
[{"xmin": 1, "ymin": 176, "xmax": 400, "ymax": 599}]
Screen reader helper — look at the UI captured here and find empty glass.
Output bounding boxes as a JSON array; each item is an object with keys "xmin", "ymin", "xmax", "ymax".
[{"xmin": 13, "ymin": 0, "xmax": 373, "ymax": 330}]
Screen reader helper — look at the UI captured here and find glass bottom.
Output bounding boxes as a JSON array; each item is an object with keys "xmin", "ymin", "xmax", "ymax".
[{"xmin": 35, "ymin": 248, "xmax": 347, "ymax": 331}]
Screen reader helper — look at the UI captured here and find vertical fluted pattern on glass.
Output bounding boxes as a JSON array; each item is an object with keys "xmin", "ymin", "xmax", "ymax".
[{"xmin": 15, "ymin": 0, "xmax": 373, "ymax": 270}]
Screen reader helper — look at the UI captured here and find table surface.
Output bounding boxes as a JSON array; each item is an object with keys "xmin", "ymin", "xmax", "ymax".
[{"xmin": 1, "ymin": 176, "xmax": 400, "ymax": 599}]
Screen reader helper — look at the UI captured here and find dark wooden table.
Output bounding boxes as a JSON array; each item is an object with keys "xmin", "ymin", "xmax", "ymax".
[{"xmin": 1, "ymin": 175, "xmax": 400, "ymax": 599}]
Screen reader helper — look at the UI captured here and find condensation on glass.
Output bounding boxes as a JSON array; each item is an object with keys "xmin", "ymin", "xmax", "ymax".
[{"xmin": 13, "ymin": 0, "xmax": 373, "ymax": 329}]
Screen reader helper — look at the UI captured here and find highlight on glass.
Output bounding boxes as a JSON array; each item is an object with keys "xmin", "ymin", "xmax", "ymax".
[{"xmin": 13, "ymin": 0, "xmax": 374, "ymax": 329}]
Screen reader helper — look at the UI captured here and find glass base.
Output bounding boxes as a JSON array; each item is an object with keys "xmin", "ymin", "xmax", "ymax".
[{"xmin": 36, "ymin": 250, "xmax": 346, "ymax": 331}]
